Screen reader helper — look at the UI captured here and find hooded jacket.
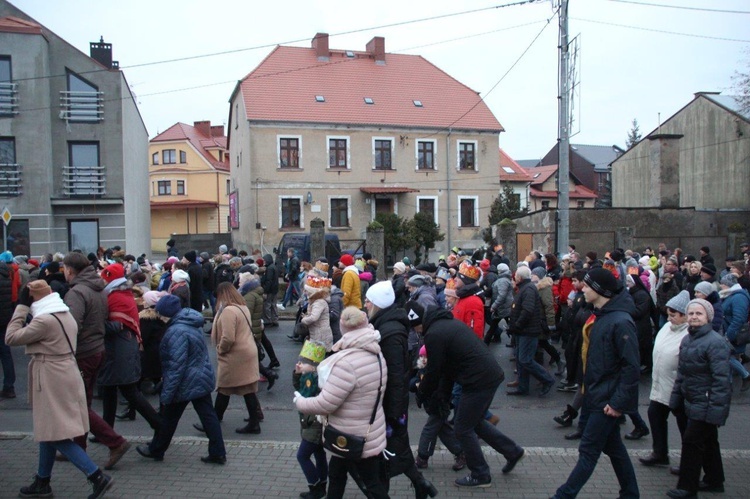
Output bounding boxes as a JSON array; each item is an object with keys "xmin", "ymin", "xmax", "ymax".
[
  {"xmin": 340, "ymin": 265, "xmax": 362, "ymax": 309},
  {"xmin": 63, "ymin": 265, "xmax": 108, "ymax": 359},
  {"xmin": 629, "ymin": 278, "xmax": 654, "ymax": 343},
  {"xmin": 536, "ymin": 276, "xmax": 556, "ymax": 327},
  {"xmin": 453, "ymin": 282, "xmax": 485, "ymax": 339},
  {"xmin": 490, "ymin": 267, "xmax": 514, "ymax": 318},
  {"xmin": 720, "ymin": 284, "xmax": 750, "ymax": 347},
  {"xmin": 582, "ymin": 289, "xmax": 640, "ymax": 414},
  {"xmin": 508, "ymin": 278, "xmax": 544, "ymax": 337},
  {"xmin": 241, "ymin": 282, "xmax": 264, "ymax": 341},
  {"xmin": 369, "ymin": 304, "xmax": 411, "ymax": 423},
  {"xmin": 261, "ymin": 254, "xmax": 279, "ymax": 295}
]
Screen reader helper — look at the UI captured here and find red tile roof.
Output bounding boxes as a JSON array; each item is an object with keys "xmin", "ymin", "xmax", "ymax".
[
  {"xmin": 0, "ymin": 16, "xmax": 43, "ymax": 35},
  {"xmin": 521, "ymin": 164, "xmax": 597, "ymax": 199},
  {"xmin": 526, "ymin": 164, "xmax": 559, "ymax": 185},
  {"xmin": 499, "ymin": 148, "xmax": 533, "ymax": 182},
  {"xmin": 238, "ymin": 43, "xmax": 503, "ymax": 132},
  {"xmin": 152, "ymin": 123, "xmax": 229, "ymax": 171},
  {"xmin": 529, "ymin": 186, "xmax": 597, "ymax": 199},
  {"xmin": 360, "ymin": 187, "xmax": 420, "ymax": 194}
]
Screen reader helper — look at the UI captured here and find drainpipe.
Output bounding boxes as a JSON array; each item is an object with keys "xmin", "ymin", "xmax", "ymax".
[{"xmin": 446, "ymin": 128, "xmax": 452, "ymax": 251}]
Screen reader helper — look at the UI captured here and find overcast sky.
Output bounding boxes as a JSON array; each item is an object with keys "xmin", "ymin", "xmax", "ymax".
[{"xmin": 10, "ymin": 0, "xmax": 749, "ymax": 160}]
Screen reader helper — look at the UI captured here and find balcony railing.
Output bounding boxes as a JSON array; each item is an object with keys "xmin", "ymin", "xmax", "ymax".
[
  {"xmin": 63, "ymin": 164, "xmax": 106, "ymax": 197},
  {"xmin": 0, "ymin": 163, "xmax": 22, "ymax": 196},
  {"xmin": 59, "ymin": 91, "xmax": 104, "ymax": 122},
  {"xmin": 0, "ymin": 82, "xmax": 19, "ymax": 116}
]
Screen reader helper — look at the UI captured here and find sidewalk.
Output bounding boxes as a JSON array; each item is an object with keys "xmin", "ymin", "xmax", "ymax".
[{"xmin": 2, "ymin": 432, "xmax": 750, "ymax": 498}]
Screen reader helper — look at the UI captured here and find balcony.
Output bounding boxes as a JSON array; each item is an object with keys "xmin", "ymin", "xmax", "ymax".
[
  {"xmin": 59, "ymin": 91, "xmax": 103, "ymax": 122},
  {"xmin": 0, "ymin": 163, "xmax": 22, "ymax": 196},
  {"xmin": 0, "ymin": 82, "xmax": 19, "ymax": 116},
  {"xmin": 62, "ymin": 164, "xmax": 106, "ymax": 197}
]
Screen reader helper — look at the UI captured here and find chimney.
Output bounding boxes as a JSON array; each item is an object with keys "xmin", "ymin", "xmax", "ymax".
[
  {"xmin": 366, "ymin": 36, "xmax": 385, "ymax": 64},
  {"xmin": 90, "ymin": 36, "xmax": 118, "ymax": 69},
  {"xmin": 312, "ymin": 33, "xmax": 329, "ymax": 61},
  {"xmin": 210, "ymin": 125, "xmax": 224, "ymax": 138},
  {"xmin": 194, "ymin": 120, "xmax": 211, "ymax": 137}
]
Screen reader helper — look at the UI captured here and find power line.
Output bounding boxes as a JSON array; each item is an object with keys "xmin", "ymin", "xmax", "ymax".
[
  {"xmin": 606, "ymin": 0, "xmax": 750, "ymax": 15},
  {"xmin": 572, "ymin": 17, "xmax": 750, "ymax": 43}
]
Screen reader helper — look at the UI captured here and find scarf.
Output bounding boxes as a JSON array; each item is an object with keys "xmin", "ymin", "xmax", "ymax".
[
  {"xmin": 30, "ymin": 292, "xmax": 69, "ymax": 317},
  {"xmin": 107, "ymin": 289, "xmax": 142, "ymax": 344}
]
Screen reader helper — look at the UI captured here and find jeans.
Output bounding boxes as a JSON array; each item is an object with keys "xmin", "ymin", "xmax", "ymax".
[
  {"xmin": 516, "ymin": 336, "xmax": 555, "ymax": 393},
  {"xmin": 327, "ymin": 454, "xmax": 389, "ymax": 499},
  {"xmin": 728, "ymin": 355, "xmax": 750, "ymax": 380},
  {"xmin": 454, "ymin": 385, "xmax": 522, "ymax": 479},
  {"xmin": 38, "ymin": 440, "xmax": 98, "ymax": 478},
  {"xmin": 74, "ymin": 352, "xmax": 126, "ymax": 450},
  {"xmin": 101, "ymin": 383, "xmax": 162, "ymax": 430},
  {"xmin": 677, "ymin": 419, "xmax": 725, "ymax": 492},
  {"xmin": 297, "ymin": 439, "xmax": 328, "ymax": 485},
  {"xmin": 283, "ymin": 280, "xmax": 301, "ymax": 307},
  {"xmin": 418, "ymin": 413, "xmax": 462, "ymax": 458},
  {"xmin": 262, "ymin": 292, "xmax": 279, "ymax": 325},
  {"xmin": 554, "ymin": 410, "xmax": 639, "ymax": 499},
  {"xmin": 202, "ymin": 289, "xmax": 216, "ymax": 312},
  {"xmin": 0, "ymin": 327, "xmax": 15, "ymax": 391},
  {"xmin": 149, "ymin": 394, "xmax": 225, "ymax": 459},
  {"xmin": 647, "ymin": 400, "xmax": 686, "ymax": 458}
]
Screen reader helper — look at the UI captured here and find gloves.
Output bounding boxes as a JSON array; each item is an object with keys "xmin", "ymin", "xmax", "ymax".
[
  {"xmin": 293, "ymin": 390, "xmax": 302, "ymax": 404},
  {"xmin": 19, "ymin": 285, "xmax": 34, "ymax": 307}
]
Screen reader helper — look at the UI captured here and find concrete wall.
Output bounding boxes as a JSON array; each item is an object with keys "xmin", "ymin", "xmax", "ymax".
[{"xmin": 512, "ymin": 207, "xmax": 749, "ymax": 262}]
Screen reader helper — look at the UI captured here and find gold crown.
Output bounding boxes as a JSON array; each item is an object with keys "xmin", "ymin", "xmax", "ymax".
[
  {"xmin": 458, "ymin": 261, "xmax": 481, "ymax": 281},
  {"xmin": 306, "ymin": 275, "xmax": 332, "ymax": 288}
]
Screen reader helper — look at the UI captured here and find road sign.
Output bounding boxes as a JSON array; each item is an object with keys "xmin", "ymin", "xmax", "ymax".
[{"xmin": 1, "ymin": 207, "xmax": 10, "ymax": 225}]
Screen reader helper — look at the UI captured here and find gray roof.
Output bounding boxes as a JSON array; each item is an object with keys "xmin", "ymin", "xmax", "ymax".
[
  {"xmin": 570, "ymin": 144, "xmax": 625, "ymax": 172},
  {"xmin": 516, "ymin": 159, "xmax": 542, "ymax": 168},
  {"xmin": 702, "ymin": 94, "xmax": 750, "ymax": 122}
]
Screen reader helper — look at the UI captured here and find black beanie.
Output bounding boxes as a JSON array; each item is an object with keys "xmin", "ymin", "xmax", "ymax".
[
  {"xmin": 404, "ymin": 300, "xmax": 425, "ymax": 328},
  {"xmin": 184, "ymin": 250, "xmax": 197, "ymax": 263},
  {"xmin": 584, "ymin": 268, "xmax": 620, "ymax": 298}
]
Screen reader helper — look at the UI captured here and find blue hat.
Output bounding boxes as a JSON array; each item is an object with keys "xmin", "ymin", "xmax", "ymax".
[
  {"xmin": 0, "ymin": 251, "xmax": 13, "ymax": 263},
  {"xmin": 155, "ymin": 294, "xmax": 182, "ymax": 318}
]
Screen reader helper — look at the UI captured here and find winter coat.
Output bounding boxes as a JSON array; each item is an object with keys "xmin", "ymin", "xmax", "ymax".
[
  {"xmin": 98, "ymin": 320, "xmax": 141, "ymax": 386},
  {"xmin": 211, "ymin": 304, "xmax": 259, "ymax": 392},
  {"xmin": 186, "ymin": 261, "xmax": 204, "ymax": 312},
  {"xmin": 340, "ymin": 267, "xmax": 362, "ymax": 309},
  {"xmin": 391, "ymin": 274, "xmax": 407, "ymax": 308},
  {"xmin": 43, "ymin": 272, "xmax": 69, "ymax": 300},
  {"xmin": 508, "ymin": 279, "xmax": 544, "ymax": 338},
  {"xmin": 63, "ymin": 265, "xmax": 107, "ymax": 360},
  {"xmin": 720, "ymin": 285, "xmax": 750, "ymax": 348},
  {"xmin": 453, "ymin": 283, "xmax": 485, "ymax": 339},
  {"xmin": 0, "ymin": 262, "xmax": 13, "ymax": 326},
  {"xmin": 293, "ymin": 371, "xmax": 323, "ymax": 444},
  {"xmin": 581, "ymin": 289, "xmax": 640, "ymax": 414},
  {"xmin": 370, "ymin": 305, "xmax": 411, "ymax": 423},
  {"xmin": 419, "ymin": 307, "xmax": 504, "ymax": 400},
  {"xmin": 139, "ymin": 308, "xmax": 167, "ymax": 380},
  {"xmin": 481, "ymin": 268, "xmax": 498, "ymax": 302},
  {"xmin": 650, "ymin": 321, "xmax": 689, "ymax": 406},
  {"xmin": 629, "ymin": 283, "xmax": 654, "ymax": 345},
  {"xmin": 301, "ymin": 290, "xmax": 334, "ymax": 351},
  {"xmin": 201, "ymin": 260, "xmax": 215, "ymax": 293},
  {"xmin": 261, "ymin": 254, "xmax": 279, "ymax": 295},
  {"xmin": 169, "ymin": 281, "xmax": 190, "ymax": 309},
  {"xmin": 5, "ymin": 297, "xmax": 89, "ymax": 442},
  {"xmin": 490, "ymin": 271, "xmax": 514, "ymax": 319},
  {"xmin": 537, "ymin": 276, "xmax": 556, "ymax": 327},
  {"xmin": 683, "ymin": 273, "xmax": 701, "ymax": 299},
  {"xmin": 295, "ymin": 324, "xmax": 388, "ymax": 459},
  {"xmin": 409, "ymin": 284, "xmax": 438, "ymax": 311},
  {"xmin": 241, "ymin": 284, "xmax": 264, "ymax": 341},
  {"xmin": 656, "ymin": 271, "xmax": 683, "ymax": 315},
  {"xmin": 328, "ymin": 287, "xmax": 344, "ymax": 343},
  {"xmin": 670, "ymin": 324, "xmax": 732, "ymax": 426},
  {"xmin": 160, "ymin": 308, "xmax": 216, "ymax": 405}
]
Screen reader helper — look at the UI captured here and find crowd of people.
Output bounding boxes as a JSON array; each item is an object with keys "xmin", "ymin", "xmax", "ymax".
[{"xmin": 0, "ymin": 239, "xmax": 748, "ymax": 498}]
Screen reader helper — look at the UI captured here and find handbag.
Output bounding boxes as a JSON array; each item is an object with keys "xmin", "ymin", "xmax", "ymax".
[
  {"xmin": 733, "ymin": 322, "xmax": 750, "ymax": 346},
  {"xmin": 323, "ymin": 353, "xmax": 382, "ymax": 461},
  {"xmin": 227, "ymin": 305, "xmax": 265, "ymax": 360}
]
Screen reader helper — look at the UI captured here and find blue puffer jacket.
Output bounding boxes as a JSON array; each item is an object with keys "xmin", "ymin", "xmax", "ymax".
[
  {"xmin": 159, "ymin": 308, "xmax": 215, "ymax": 405},
  {"xmin": 720, "ymin": 285, "xmax": 750, "ymax": 353}
]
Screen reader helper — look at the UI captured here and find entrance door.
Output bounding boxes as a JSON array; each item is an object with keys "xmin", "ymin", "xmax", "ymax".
[
  {"xmin": 516, "ymin": 233, "xmax": 532, "ymax": 264},
  {"xmin": 375, "ymin": 198, "xmax": 394, "ymax": 215}
]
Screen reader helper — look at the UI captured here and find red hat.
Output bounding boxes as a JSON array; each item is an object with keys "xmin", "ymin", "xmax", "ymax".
[
  {"xmin": 479, "ymin": 259, "xmax": 491, "ymax": 271},
  {"xmin": 27, "ymin": 258, "xmax": 39, "ymax": 267},
  {"xmin": 339, "ymin": 254, "xmax": 354, "ymax": 267},
  {"xmin": 101, "ymin": 263, "xmax": 125, "ymax": 283}
]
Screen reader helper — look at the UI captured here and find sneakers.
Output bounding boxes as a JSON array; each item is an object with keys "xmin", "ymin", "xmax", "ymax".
[
  {"xmin": 19, "ymin": 475, "xmax": 52, "ymax": 498},
  {"xmin": 452, "ymin": 452, "xmax": 467, "ymax": 471},
  {"xmin": 277, "ymin": 303, "xmax": 286, "ymax": 310},
  {"xmin": 502, "ymin": 448, "xmax": 525, "ymax": 474},
  {"xmin": 87, "ymin": 470, "xmax": 114, "ymax": 499},
  {"xmin": 624, "ymin": 426, "xmax": 650, "ymax": 440},
  {"xmin": 415, "ymin": 455, "xmax": 429, "ymax": 469},
  {"xmin": 487, "ymin": 414, "xmax": 500, "ymax": 426},
  {"xmin": 557, "ymin": 382, "xmax": 578, "ymax": 392},
  {"xmin": 539, "ymin": 381, "xmax": 555, "ymax": 396},
  {"xmin": 455, "ymin": 474, "xmax": 491, "ymax": 488},
  {"xmin": 639, "ymin": 453, "xmax": 669, "ymax": 467}
]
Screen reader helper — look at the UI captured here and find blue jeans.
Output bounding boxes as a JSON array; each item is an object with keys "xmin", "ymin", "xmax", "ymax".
[
  {"xmin": 554, "ymin": 410, "xmax": 639, "ymax": 498},
  {"xmin": 202, "ymin": 289, "xmax": 216, "ymax": 312},
  {"xmin": 149, "ymin": 394, "xmax": 225, "ymax": 459},
  {"xmin": 516, "ymin": 335, "xmax": 555, "ymax": 393},
  {"xmin": 39, "ymin": 440, "xmax": 98, "ymax": 478},
  {"xmin": 454, "ymin": 385, "xmax": 522, "ymax": 479},
  {"xmin": 452, "ymin": 383, "xmax": 494, "ymax": 421},
  {"xmin": 297, "ymin": 439, "xmax": 328, "ymax": 485},
  {"xmin": 283, "ymin": 280, "xmax": 301, "ymax": 306},
  {"xmin": 0, "ymin": 327, "xmax": 15, "ymax": 391},
  {"xmin": 729, "ymin": 355, "xmax": 750, "ymax": 380}
]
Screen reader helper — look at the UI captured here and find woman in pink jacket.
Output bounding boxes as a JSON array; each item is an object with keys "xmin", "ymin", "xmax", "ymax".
[{"xmin": 295, "ymin": 306, "xmax": 388, "ymax": 499}]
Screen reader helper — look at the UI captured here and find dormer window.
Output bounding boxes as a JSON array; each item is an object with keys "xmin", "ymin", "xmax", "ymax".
[
  {"xmin": 413, "ymin": 100, "xmax": 423, "ymax": 107},
  {"xmin": 315, "ymin": 95, "xmax": 325, "ymax": 102},
  {"xmin": 364, "ymin": 97, "xmax": 374, "ymax": 105}
]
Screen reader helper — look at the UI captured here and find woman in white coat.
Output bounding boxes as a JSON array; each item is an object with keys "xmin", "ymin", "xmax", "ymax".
[{"xmin": 5, "ymin": 280, "xmax": 114, "ymax": 498}]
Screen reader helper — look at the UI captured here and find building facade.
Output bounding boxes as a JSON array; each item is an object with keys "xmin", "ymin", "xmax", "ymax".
[
  {"xmin": 523, "ymin": 165, "xmax": 597, "ymax": 212},
  {"xmin": 227, "ymin": 33, "xmax": 504, "ymax": 257},
  {"xmin": 0, "ymin": 1, "xmax": 149, "ymax": 257},
  {"xmin": 149, "ymin": 121, "xmax": 229, "ymax": 253}
]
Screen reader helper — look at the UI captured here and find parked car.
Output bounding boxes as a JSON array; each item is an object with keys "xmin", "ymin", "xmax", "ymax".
[{"xmin": 274, "ymin": 233, "xmax": 342, "ymax": 276}]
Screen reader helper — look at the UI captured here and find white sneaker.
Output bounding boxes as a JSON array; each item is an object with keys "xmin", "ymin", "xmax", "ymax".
[{"xmin": 277, "ymin": 304, "xmax": 285, "ymax": 310}]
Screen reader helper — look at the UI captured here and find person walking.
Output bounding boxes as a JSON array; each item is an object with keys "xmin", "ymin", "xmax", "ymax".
[
  {"xmin": 261, "ymin": 254, "xmax": 279, "ymax": 327},
  {"xmin": 6, "ymin": 280, "xmax": 114, "ymax": 498},
  {"xmin": 551, "ymin": 268, "xmax": 640, "ymax": 499},
  {"xmin": 0, "ymin": 260, "xmax": 16, "ymax": 399},
  {"xmin": 239, "ymin": 272, "xmax": 279, "ymax": 391}
]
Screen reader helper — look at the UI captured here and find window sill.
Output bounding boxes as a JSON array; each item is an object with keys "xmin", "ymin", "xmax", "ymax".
[
  {"xmin": 456, "ymin": 169, "xmax": 478, "ymax": 174},
  {"xmin": 372, "ymin": 168, "xmax": 396, "ymax": 172},
  {"xmin": 416, "ymin": 168, "xmax": 437, "ymax": 172},
  {"xmin": 280, "ymin": 226, "xmax": 304, "ymax": 231},
  {"xmin": 458, "ymin": 225, "xmax": 478, "ymax": 229},
  {"xmin": 278, "ymin": 166, "xmax": 303, "ymax": 171},
  {"xmin": 327, "ymin": 167, "xmax": 350, "ymax": 172},
  {"xmin": 329, "ymin": 227, "xmax": 352, "ymax": 231}
]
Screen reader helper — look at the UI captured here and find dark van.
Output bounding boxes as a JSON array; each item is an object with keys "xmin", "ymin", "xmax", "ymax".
[{"xmin": 274, "ymin": 233, "xmax": 342, "ymax": 275}]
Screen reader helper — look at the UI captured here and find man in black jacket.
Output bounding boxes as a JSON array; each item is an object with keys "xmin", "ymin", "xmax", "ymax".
[
  {"xmin": 507, "ymin": 266, "xmax": 556, "ymax": 396},
  {"xmin": 418, "ymin": 306, "xmax": 525, "ymax": 488},
  {"xmin": 551, "ymin": 268, "xmax": 640, "ymax": 499},
  {"xmin": 183, "ymin": 250, "xmax": 204, "ymax": 313},
  {"xmin": 0, "ymin": 261, "xmax": 15, "ymax": 399},
  {"xmin": 261, "ymin": 254, "xmax": 279, "ymax": 327}
]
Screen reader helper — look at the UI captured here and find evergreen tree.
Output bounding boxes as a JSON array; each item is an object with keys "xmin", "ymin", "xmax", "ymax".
[
  {"xmin": 375, "ymin": 212, "xmax": 411, "ymax": 266},
  {"xmin": 483, "ymin": 182, "xmax": 525, "ymax": 243},
  {"xmin": 626, "ymin": 118, "xmax": 642, "ymax": 148},
  {"xmin": 407, "ymin": 211, "xmax": 445, "ymax": 265}
]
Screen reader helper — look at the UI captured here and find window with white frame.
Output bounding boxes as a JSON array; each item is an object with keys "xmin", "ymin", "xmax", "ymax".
[
  {"xmin": 329, "ymin": 196, "xmax": 350, "ymax": 228},
  {"xmin": 458, "ymin": 196, "xmax": 478, "ymax": 227},
  {"xmin": 373, "ymin": 138, "xmax": 393, "ymax": 170},
  {"xmin": 457, "ymin": 141, "xmax": 477, "ymax": 171},
  {"xmin": 416, "ymin": 196, "xmax": 438, "ymax": 225},
  {"xmin": 157, "ymin": 180, "xmax": 171, "ymax": 196},
  {"xmin": 327, "ymin": 136, "xmax": 349, "ymax": 169},
  {"xmin": 280, "ymin": 196, "xmax": 302, "ymax": 229},
  {"xmin": 417, "ymin": 140, "xmax": 436, "ymax": 170},
  {"xmin": 278, "ymin": 136, "xmax": 301, "ymax": 169}
]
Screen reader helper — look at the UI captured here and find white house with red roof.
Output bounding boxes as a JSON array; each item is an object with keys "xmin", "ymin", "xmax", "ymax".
[
  {"xmin": 149, "ymin": 121, "xmax": 230, "ymax": 252},
  {"xmin": 499, "ymin": 148, "xmax": 533, "ymax": 211},
  {"xmin": 522, "ymin": 164, "xmax": 597, "ymax": 212},
  {"xmin": 227, "ymin": 33, "xmax": 504, "ymax": 258}
]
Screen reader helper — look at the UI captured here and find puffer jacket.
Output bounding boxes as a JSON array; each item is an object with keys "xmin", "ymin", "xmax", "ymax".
[
  {"xmin": 301, "ymin": 290, "xmax": 334, "ymax": 352},
  {"xmin": 582, "ymin": 288, "xmax": 640, "ymax": 414},
  {"xmin": 295, "ymin": 323, "xmax": 387, "ymax": 459},
  {"xmin": 370, "ymin": 304, "xmax": 411, "ymax": 423},
  {"xmin": 160, "ymin": 308, "xmax": 216, "ymax": 405},
  {"xmin": 340, "ymin": 267, "xmax": 362, "ymax": 309},
  {"xmin": 328, "ymin": 286, "xmax": 344, "ymax": 343},
  {"xmin": 629, "ymin": 281, "xmax": 654, "ymax": 343},
  {"xmin": 720, "ymin": 285, "xmax": 750, "ymax": 348},
  {"xmin": 537, "ymin": 276, "xmax": 556, "ymax": 327},
  {"xmin": 509, "ymin": 278, "xmax": 544, "ymax": 337},
  {"xmin": 241, "ymin": 283, "xmax": 264, "ymax": 341},
  {"xmin": 650, "ymin": 321, "xmax": 689, "ymax": 405},
  {"xmin": 453, "ymin": 282, "xmax": 485, "ymax": 339},
  {"xmin": 490, "ymin": 269, "xmax": 514, "ymax": 318},
  {"xmin": 63, "ymin": 265, "xmax": 108, "ymax": 359},
  {"xmin": 0, "ymin": 262, "xmax": 13, "ymax": 326},
  {"xmin": 670, "ymin": 324, "xmax": 732, "ymax": 426}
]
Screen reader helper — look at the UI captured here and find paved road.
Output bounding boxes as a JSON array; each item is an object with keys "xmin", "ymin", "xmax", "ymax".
[{"xmin": 2, "ymin": 315, "xmax": 750, "ymax": 497}]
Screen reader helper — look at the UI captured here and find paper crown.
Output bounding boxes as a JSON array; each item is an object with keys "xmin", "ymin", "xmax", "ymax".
[
  {"xmin": 458, "ymin": 261, "xmax": 481, "ymax": 282},
  {"xmin": 627, "ymin": 265, "xmax": 640, "ymax": 276},
  {"xmin": 306, "ymin": 274, "xmax": 332, "ymax": 288},
  {"xmin": 444, "ymin": 277, "xmax": 458, "ymax": 297},
  {"xmin": 311, "ymin": 261, "xmax": 329, "ymax": 278},
  {"xmin": 299, "ymin": 340, "xmax": 326, "ymax": 365}
]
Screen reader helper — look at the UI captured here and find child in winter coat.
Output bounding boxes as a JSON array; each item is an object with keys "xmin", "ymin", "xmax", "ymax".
[{"xmin": 292, "ymin": 340, "xmax": 328, "ymax": 499}]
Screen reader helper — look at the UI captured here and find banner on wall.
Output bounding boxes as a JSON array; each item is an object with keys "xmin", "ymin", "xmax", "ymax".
[{"xmin": 229, "ymin": 191, "xmax": 239, "ymax": 229}]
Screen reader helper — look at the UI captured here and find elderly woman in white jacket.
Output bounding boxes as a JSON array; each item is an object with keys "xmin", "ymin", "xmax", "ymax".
[
  {"xmin": 294, "ymin": 306, "xmax": 388, "ymax": 499},
  {"xmin": 639, "ymin": 290, "xmax": 691, "ymax": 468}
]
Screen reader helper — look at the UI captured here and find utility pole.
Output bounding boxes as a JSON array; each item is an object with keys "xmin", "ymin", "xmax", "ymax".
[{"xmin": 557, "ymin": 0, "xmax": 570, "ymax": 255}]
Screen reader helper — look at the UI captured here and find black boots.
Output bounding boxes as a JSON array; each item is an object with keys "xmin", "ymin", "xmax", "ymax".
[
  {"xmin": 553, "ymin": 404, "xmax": 578, "ymax": 427},
  {"xmin": 235, "ymin": 422, "xmax": 261, "ymax": 434},
  {"xmin": 19, "ymin": 475, "xmax": 52, "ymax": 498},
  {"xmin": 414, "ymin": 476, "xmax": 438, "ymax": 499},
  {"xmin": 87, "ymin": 469, "xmax": 114, "ymax": 499},
  {"xmin": 300, "ymin": 481, "xmax": 326, "ymax": 499}
]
